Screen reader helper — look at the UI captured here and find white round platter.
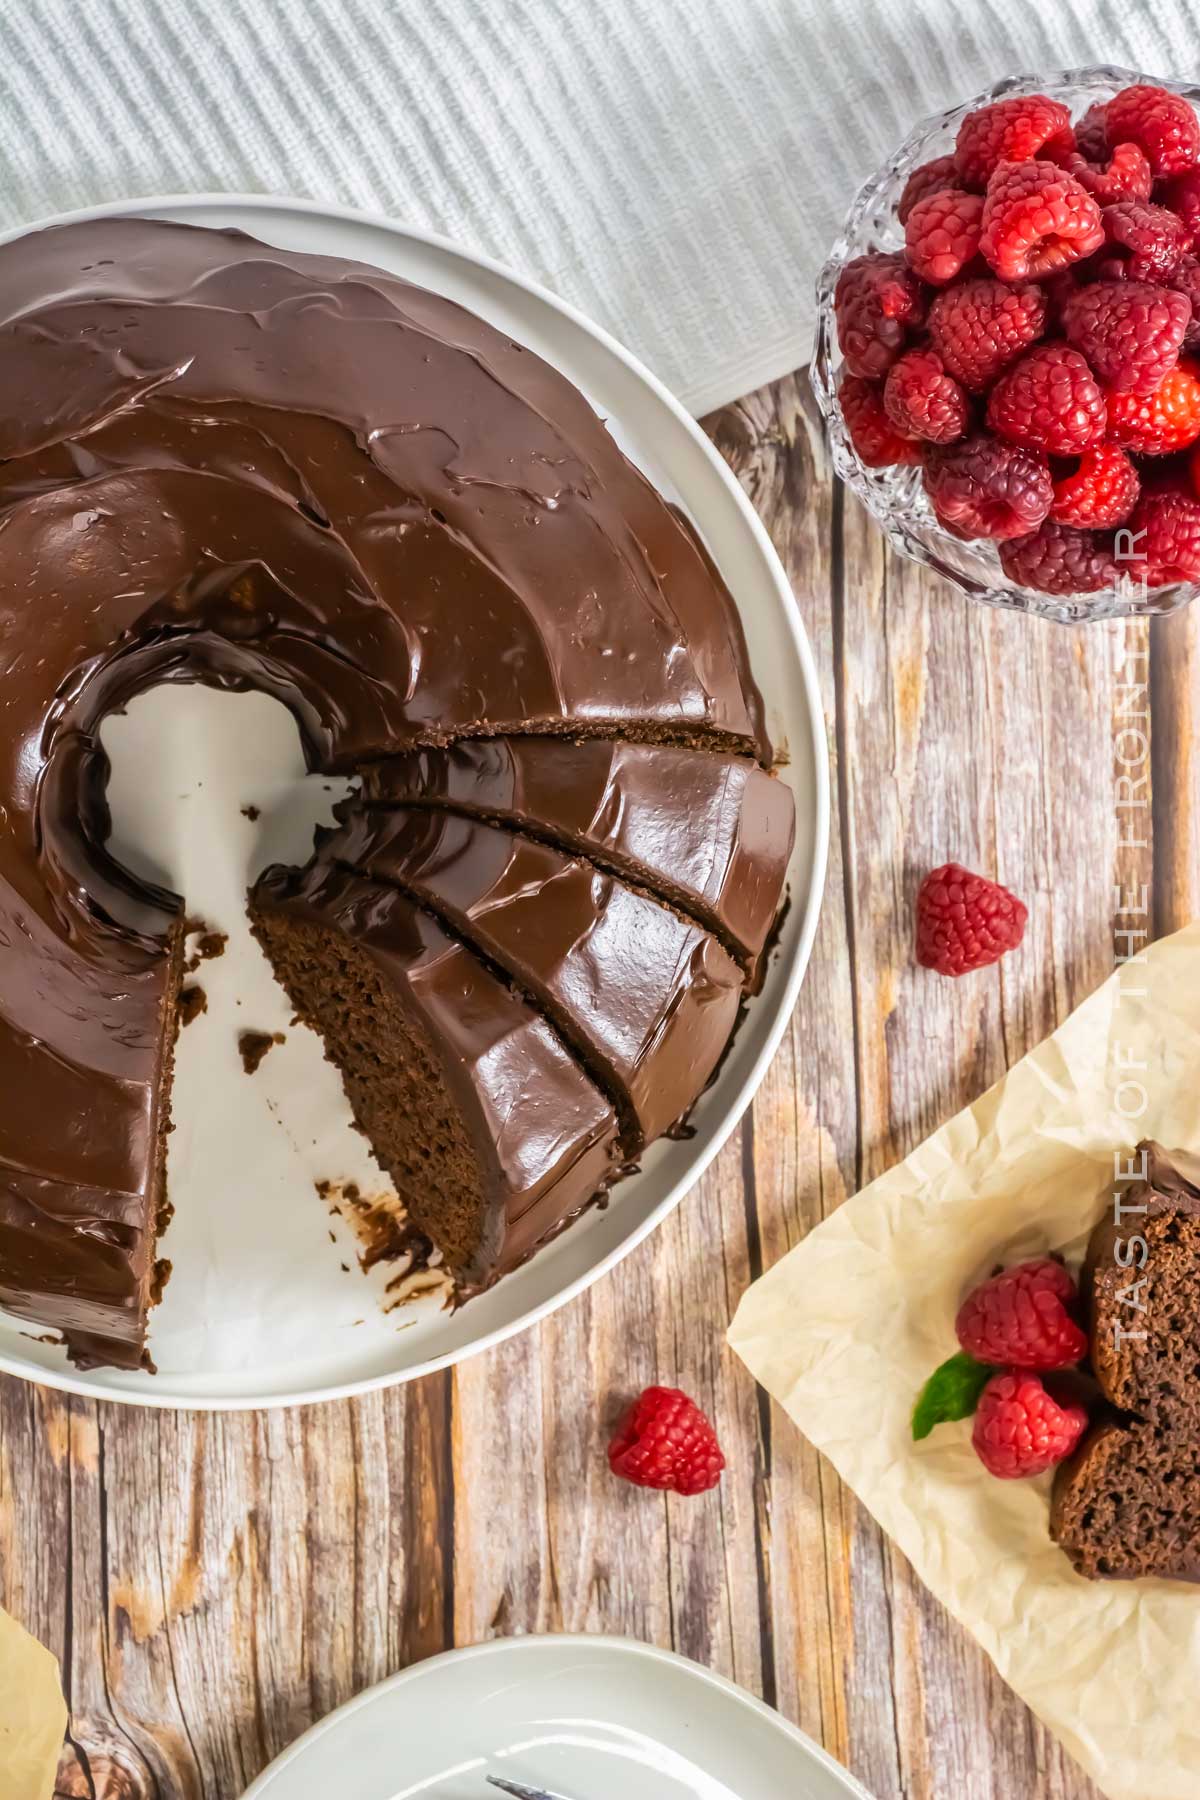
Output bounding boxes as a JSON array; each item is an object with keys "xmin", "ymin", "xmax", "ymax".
[
  {"xmin": 0, "ymin": 195, "xmax": 828, "ymax": 1407},
  {"xmin": 240, "ymin": 1635, "xmax": 872, "ymax": 1800}
]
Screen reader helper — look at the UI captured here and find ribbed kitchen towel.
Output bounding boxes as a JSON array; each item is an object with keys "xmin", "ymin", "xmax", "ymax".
[{"xmin": 1, "ymin": 0, "xmax": 1198, "ymax": 414}]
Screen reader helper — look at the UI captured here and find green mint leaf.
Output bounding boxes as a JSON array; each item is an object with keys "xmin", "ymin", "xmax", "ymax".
[{"xmin": 912, "ymin": 1351, "xmax": 994, "ymax": 1441}]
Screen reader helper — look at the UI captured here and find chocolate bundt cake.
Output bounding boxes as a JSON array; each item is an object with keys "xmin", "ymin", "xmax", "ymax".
[
  {"xmin": 1051, "ymin": 1143, "xmax": 1200, "ymax": 1581},
  {"xmin": 0, "ymin": 216, "xmax": 793, "ymax": 1371}
]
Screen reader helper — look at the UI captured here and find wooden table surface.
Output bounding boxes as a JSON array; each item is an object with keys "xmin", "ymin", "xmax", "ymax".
[{"xmin": 7, "ymin": 362, "xmax": 1193, "ymax": 1800}]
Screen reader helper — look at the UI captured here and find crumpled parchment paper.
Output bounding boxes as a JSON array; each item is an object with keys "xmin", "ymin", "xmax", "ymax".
[
  {"xmin": 0, "ymin": 1606, "xmax": 67, "ymax": 1800},
  {"xmin": 729, "ymin": 918, "xmax": 1200, "ymax": 1800}
]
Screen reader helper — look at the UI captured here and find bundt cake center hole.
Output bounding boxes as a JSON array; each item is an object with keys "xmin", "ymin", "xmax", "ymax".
[{"xmin": 101, "ymin": 683, "xmax": 353, "ymax": 898}]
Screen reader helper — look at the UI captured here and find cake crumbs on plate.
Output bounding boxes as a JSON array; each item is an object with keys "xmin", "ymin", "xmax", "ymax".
[{"xmin": 238, "ymin": 1029, "xmax": 285, "ymax": 1074}]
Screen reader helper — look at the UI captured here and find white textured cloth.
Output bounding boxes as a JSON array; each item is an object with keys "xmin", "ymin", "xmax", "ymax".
[{"xmin": 1, "ymin": 0, "xmax": 1199, "ymax": 414}]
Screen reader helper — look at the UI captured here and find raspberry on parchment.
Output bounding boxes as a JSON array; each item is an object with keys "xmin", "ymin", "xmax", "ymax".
[
  {"xmin": 956, "ymin": 1258, "xmax": 1089, "ymax": 1371},
  {"xmin": 972, "ymin": 1371, "xmax": 1089, "ymax": 1479}
]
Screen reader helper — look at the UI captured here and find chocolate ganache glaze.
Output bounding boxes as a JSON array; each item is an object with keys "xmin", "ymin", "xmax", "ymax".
[
  {"xmin": 361, "ymin": 737, "xmax": 795, "ymax": 987},
  {"xmin": 0, "ymin": 215, "xmax": 782, "ymax": 1371}
]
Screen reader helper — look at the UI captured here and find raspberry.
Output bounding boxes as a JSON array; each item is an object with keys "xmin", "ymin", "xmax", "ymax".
[
  {"xmin": 1161, "ymin": 167, "xmax": 1200, "ymax": 237},
  {"xmin": 834, "ymin": 252, "xmax": 925, "ymax": 379},
  {"xmin": 1050, "ymin": 444, "xmax": 1139, "ymax": 527},
  {"xmin": 1107, "ymin": 360, "xmax": 1200, "ymax": 454},
  {"xmin": 926, "ymin": 277, "xmax": 1047, "ymax": 391},
  {"xmin": 999, "ymin": 520, "xmax": 1121, "ymax": 595},
  {"xmin": 1063, "ymin": 142, "xmax": 1152, "ymax": 205},
  {"xmin": 915, "ymin": 861, "xmax": 1027, "ymax": 975},
  {"xmin": 904, "ymin": 188, "xmax": 984, "ymax": 285},
  {"xmin": 1074, "ymin": 101, "xmax": 1109, "ymax": 163},
  {"xmin": 1102, "ymin": 199, "xmax": 1191, "ymax": 281},
  {"xmin": 840, "ymin": 374, "xmax": 922, "ymax": 468},
  {"xmin": 954, "ymin": 94, "xmax": 1073, "ymax": 189},
  {"xmin": 1169, "ymin": 255, "xmax": 1200, "ymax": 347},
  {"xmin": 980, "ymin": 159, "xmax": 1104, "ymax": 281},
  {"xmin": 924, "ymin": 432, "xmax": 1052, "ymax": 540},
  {"xmin": 972, "ymin": 1371, "xmax": 1089, "ymax": 1479},
  {"xmin": 1062, "ymin": 279, "xmax": 1191, "ymax": 393},
  {"xmin": 898, "ymin": 154, "xmax": 960, "ymax": 224},
  {"xmin": 1124, "ymin": 487, "xmax": 1200, "ymax": 585},
  {"xmin": 883, "ymin": 348, "xmax": 968, "ymax": 443},
  {"xmin": 608, "ymin": 1386, "xmax": 725, "ymax": 1495},
  {"xmin": 957, "ymin": 1259, "xmax": 1088, "ymax": 1369},
  {"xmin": 986, "ymin": 344, "xmax": 1106, "ymax": 456},
  {"xmin": 1106, "ymin": 83, "xmax": 1200, "ymax": 179}
]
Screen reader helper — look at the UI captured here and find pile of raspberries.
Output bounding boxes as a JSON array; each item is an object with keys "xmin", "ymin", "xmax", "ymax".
[
  {"xmin": 913, "ymin": 1256, "xmax": 1091, "ymax": 1479},
  {"xmin": 835, "ymin": 82, "xmax": 1200, "ymax": 596}
]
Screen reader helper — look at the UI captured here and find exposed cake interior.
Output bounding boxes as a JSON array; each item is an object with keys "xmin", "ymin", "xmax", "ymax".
[
  {"xmin": 1051, "ymin": 1417, "xmax": 1200, "ymax": 1583},
  {"xmin": 250, "ymin": 907, "xmax": 486, "ymax": 1273}
]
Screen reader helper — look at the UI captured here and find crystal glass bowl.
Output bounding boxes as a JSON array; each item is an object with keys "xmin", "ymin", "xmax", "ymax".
[{"xmin": 812, "ymin": 66, "xmax": 1200, "ymax": 624}]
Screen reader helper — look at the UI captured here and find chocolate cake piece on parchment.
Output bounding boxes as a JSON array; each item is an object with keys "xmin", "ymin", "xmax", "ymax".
[{"xmin": 1051, "ymin": 1141, "xmax": 1200, "ymax": 1581}]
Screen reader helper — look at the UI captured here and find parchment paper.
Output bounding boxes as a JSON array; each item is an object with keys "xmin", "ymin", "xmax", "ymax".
[
  {"xmin": 0, "ymin": 1607, "xmax": 66, "ymax": 1800},
  {"xmin": 729, "ymin": 919, "xmax": 1200, "ymax": 1800}
]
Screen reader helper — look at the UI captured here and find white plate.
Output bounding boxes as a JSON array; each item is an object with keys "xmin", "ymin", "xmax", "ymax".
[
  {"xmin": 0, "ymin": 195, "xmax": 828, "ymax": 1408},
  {"xmin": 240, "ymin": 1635, "xmax": 872, "ymax": 1800}
]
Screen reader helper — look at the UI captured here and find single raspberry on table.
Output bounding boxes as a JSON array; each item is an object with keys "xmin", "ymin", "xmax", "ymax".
[
  {"xmin": 915, "ymin": 862, "xmax": 1028, "ymax": 976},
  {"xmin": 904, "ymin": 188, "xmax": 984, "ymax": 285},
  {"xmin": 1061, "ymin": 279, "xmax": 1191, "ymax": 393},
  {"xmin": 1062, "ymin": 141, "xmax": 1152, "ymax": 206},
  {"xmin": 954, "ymin": 93, "xmax": 1073, "ymax": 189},
  {"xmin": 956, "ymin": 1258, "xmax": 1089, "ymax": 1370},
  {"xmin": 1105, "ymin": 83, "xmax": 1200, "ymax": 178},
  {"xmin": 834, "ymin": 252, "xmax": 925, "ymax": 379},
  {"xmin": 1124, "ymin": 487, "xmax": 1200, "ymax": 585},
  {"xmin": 898, "ymin": 154, "xmax": 960, "ymax": 224},
  {"xmin": 1000, "ymin": 520, "xmax": 1121, "ymax": 594},
  {"xmin": 923, "ymin": 432, "xmax": 1052, "ymax": 540},
  {"xmin": 926, "ymin": 277, "xmax": 1047, "ymax": 391},
  {"xmin": 1050, "ymin": 444, "xmax": 1139, "ymax": 528},
  {"xmin": 1102, "ymin": 199, "xmax": 1191, "ymax": 281},
  {"xmin": 840, "ymin": 374, "xmax": 923, "ymax": 468},
  {"xmin": 979, "ymin": 159, "xmax": 1104, "ymax": 281},
  {"xmin": 986, "ymin": 343, "xmax": 1106, "ymax": 456},
  {"xmin": 1161, "ymin": 167, "xmax": 1200, "ymax": 237},
  {"xmin": 608, "ymin": 1386, "xmax": 725, "ymax": 1495},
  {"xmin": 883, "ymin": 349, "xmax": 968, "ymax": 443},
  {"xmin": 1073, "ymin": 101, "xmax": 1109, "ymax": 163},
  {"xmin": 972, "ymin": 1371, "xmax": 1089, "ymax": 1479},
  {"xmin": 1107, "ymin": 360, "xmax": 1200, "ymax": 454}
]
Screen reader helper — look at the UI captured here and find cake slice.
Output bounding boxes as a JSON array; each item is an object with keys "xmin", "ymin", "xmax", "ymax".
[
  {"xmin": 250, "ymin": 861, "xmax": 622, "ymax": 1289},
  {"xmin": 0, "ymin": 916, "xmax": 183, "ymax": 1371},
  {"xmin": 360, "ymin": 738, "xmax": 795, "ymax": 987},
  {"xmin": 1051, "ymin": 1142, "xmax": 1200, "ymax": 1580},
  {"xmin": 309, "ymin": 805, "xmax": 746, "ymax": 1153}
]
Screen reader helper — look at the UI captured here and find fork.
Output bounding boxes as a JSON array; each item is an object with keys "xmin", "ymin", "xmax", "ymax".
[{"xmin": 486, "ymin": 1777, "xmax": 577, "ymax": 1800}]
